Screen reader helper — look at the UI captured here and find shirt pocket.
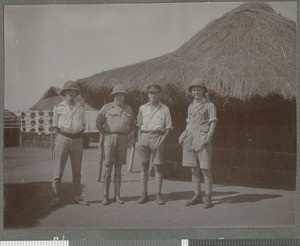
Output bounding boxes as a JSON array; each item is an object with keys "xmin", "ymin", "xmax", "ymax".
[
  {"xmin": 123, "ymin": 112, "xmax": 131, "ymax": 119},
  {"xmin": 106, "ymin": 113, "xmax": 119, "ymax": 124},
  {"xmin": 196, "ymin": 108, "xmax": 208, "ymax": 122},
  {"xmin": 152, "ymin": 113, "xmax": 164, "ymax": 127}
]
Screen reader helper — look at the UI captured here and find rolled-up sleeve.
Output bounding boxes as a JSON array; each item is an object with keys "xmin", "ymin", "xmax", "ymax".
[
  {"xmin": 82, "ymin": 107, "xmax": 87, "ymax": 126},
  {"xmin": 129, "ymin": 107, "xmax": 136, "ymax": 129},
  {"xmin": 207, "ymin": 103, "xmax": 218, "ymax": 123},
  {"xmin": 136, "ymin": 107, "xmax": 143, "ymax": 128},
  {"xmin": 164, "ymin": 107, "xmax": 173, "ymax": 129},
  {"xmin": 95, "ymin": 106, "xmax": 106, "ymax": 126}
]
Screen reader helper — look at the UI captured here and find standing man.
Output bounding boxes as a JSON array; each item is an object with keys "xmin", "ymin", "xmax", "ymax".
[
  {"xmin": 96, "ymin": 85, "xmax": 136, "ymax": 206},
  {"xmin": 136, "ymin": 84, "xmax": 172, "ymax": 205},
  {"xmin": 50, "ymin": 80, "xmax": 89, "ymax": 208},
  {"xmin": 179, "ymin": 78, "xmax": 217, "ymax": 208}
]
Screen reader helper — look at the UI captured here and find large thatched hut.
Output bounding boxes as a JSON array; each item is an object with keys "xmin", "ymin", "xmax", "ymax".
[{"xmin": 78, "ymin": 3, "xmax": 296, "ymax": 189}]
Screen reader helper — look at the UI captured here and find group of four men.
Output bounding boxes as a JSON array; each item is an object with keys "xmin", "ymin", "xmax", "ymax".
[{"xmin": 50, "ymin": 78, "xmax": 217, "ymax": 209}]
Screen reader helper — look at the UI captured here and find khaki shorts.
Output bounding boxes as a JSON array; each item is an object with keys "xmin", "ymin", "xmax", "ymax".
[
  {"xmin": 136, "ymin": 132, "xmax": 164, "ymax": 165},
  {"xmin": 103, "ymin": 134, "xmax": 129, "ymax": 166},
  {"xmin": 182, "ymin": 142, "xmax": 212, "ymax": 169}
]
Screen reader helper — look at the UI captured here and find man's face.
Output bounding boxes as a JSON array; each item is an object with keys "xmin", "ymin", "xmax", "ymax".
[
  {"xmin": 148, "ymin": 91, "xmax": 160, "ymax": 103},
  {"xmin": 191, "ymin": 87, "xmax": 206, "ymax": 99},
  {"xmin": 65, "ymin": 89, "xmax": 78, "ymax": 100},
  {"xmin": 113, "ymin": 93, "xmax": 126, "ymax": 105}
]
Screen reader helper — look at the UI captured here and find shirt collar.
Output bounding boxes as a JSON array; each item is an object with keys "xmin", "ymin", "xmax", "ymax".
[
  {"xmin": 61, "ymin": 100, "xmax": 80, "ymax": 108},
  {"xmin": 193, "ymin": 97, "xmax": 207, "ymax": 105},
  {"xmin": 145, "ymin": 101, "xmax": 161, "ymax": 108},
  {"xmin": 111, "ymin": 101, "xmax": 125, "ymax": 109}
]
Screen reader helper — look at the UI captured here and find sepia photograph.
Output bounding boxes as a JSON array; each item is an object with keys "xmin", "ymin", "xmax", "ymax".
[{"xmin": 3, "ymin": 1, "xmax": 297, "ymax": 230}]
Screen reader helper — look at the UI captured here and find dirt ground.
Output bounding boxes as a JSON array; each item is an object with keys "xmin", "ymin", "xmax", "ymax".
[{"xmin": 3, "ymin": 146, "xmax": 296, "ymax": 229}]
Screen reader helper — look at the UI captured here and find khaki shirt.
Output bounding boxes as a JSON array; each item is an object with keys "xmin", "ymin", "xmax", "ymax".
[
  {"xmin": 96, "ymin": 102, "xmax": 136, "ymax": 133},
  {"xmin": 137, "ymin": 102, "xmax": 172, "ymax": 132},
  {"xmin": 53, "ymin": 101, "xmax": 86, "ymax": 134},
  {"xmin": 186, "ymin": 97, "xmax": 218, "ymax": 131},
  {"xmin": 179, "ymin": 98, "xmax": 217, "ymax": 151}
]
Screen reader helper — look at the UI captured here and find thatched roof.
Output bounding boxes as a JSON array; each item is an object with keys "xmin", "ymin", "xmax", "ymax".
[
  {"xmin": 30, "ymin": 86, "xmax": 96, "ymax": 111},
  {"xmin": 77, "ymin": 3, "xmax": 296, "ymax": 107},
  {"xmin": 4, "ymin": 109, "xmax": 18, "ymax": 123}
]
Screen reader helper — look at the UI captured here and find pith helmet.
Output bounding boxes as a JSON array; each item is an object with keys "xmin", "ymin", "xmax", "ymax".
[
  {"xmin": 188, "ymin": 78, "xmax": 207, "ymax": 93},
  {"xmin": 110, "ymin": 84, "xmax": 128, "ymax": 97},
  {"xmin": 147, "ymin": 84, "xmax": 162, "ymax": 93},
  {"xmin": 60, "ymin": 80, "xmax": 80, "ymax": 96}
]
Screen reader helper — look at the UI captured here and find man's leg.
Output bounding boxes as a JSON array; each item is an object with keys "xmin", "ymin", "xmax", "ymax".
[
  {"xmin": 202, "ymin": 168, "xmax": 213, "ymax": 208},
  {"xmin": 102, "ymin": 165, "xmax": 113, "ymax": 205},
  {"xmin": 152, "ymin": 142, "xmax": 165, "ymax": 205},
  {"xmin": 70, "ymin": 137, "xmax": 88, "ymax": 205},
  {"xmin": 114, "ymin": 164, "xmax": 124, "ymax": 204},
  {"xmin": 154, "ymin": 164, "xmax": 165, "ymax": 205},
  {"xmin": 186, "ymin": 166, "xmax": 203, "ymax": 206},
  {"xmin": 137, "ymin": 162, "xmax": 149, "ymax": 204},
  {"xmin": 113, "ymin": 135, "xmax": 128, "ymax": 204},
  {"xmin": 51, "ymin": 135, "xmax": 69, "ymax": 207},
  {"xmin": 136, "ymin": 140, "xmax": 151, "ymax": 204}
]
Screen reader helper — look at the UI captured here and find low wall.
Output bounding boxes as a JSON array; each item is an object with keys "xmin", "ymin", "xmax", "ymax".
[{"xmin": 20, "ymin": 132, "xmax": 99, "ymax": 148}]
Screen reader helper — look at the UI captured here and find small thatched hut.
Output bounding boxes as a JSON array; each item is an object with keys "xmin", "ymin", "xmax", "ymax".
[
  {"xmin": 4, "ymin": 109, "xmax": 20, "ymax": 147},
  {"xmin": 29, "ymin": 86, "xmax": 96, "ymax": 111},
  {"xmin": 21, "ymin": 86, "xmax": 99, "ymax": 148},
  {"xmin": 77, "ymin": 3, "xmax": 296, "ymax": 189}
]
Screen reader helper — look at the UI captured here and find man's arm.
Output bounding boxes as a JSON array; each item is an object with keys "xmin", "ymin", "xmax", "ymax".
[
  {"xmin": 53, "ymin": 106, "xmax": 59, "ymax": 135},
  {"xmin": 203, "ymin": 121, "xmax": 217, "ymax": 145},
  {"xmin": 203, "ymin": 103, "xmax": 218, "ymax": 145},
  {"xmin": 158, "ymin": 106, "xmax": 172, "ymax": 146},
  {"xmin": 128, "ymin": 106, "xmax": 137, "ymax": 134},
  {"xmin": 81, "ymin": 106, "xmax": 86, "ymax": 133},
  {"xmin": 95, "ymin": 106, "xmax": 106, "ymax": 134},
  {"xmin": 159, "ymin": 128, "xmax": 171, "ymax": 145}
]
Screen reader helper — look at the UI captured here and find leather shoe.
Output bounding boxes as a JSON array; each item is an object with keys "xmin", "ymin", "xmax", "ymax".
[
  {"xmin": 73, "ymin": 198, "xmax": 89, "ymax": 206},
  {"xmin": 156, "ymin": 194, "xmax": 165, "ymax": 205},
  {"xmin": 137, "ymin": 193, "xmax": 148, "ymax": 204},
  {"xmin": 50, "ymin": 198, "xmax": 60, "ymax": 208},
  {"xmin": 114, "ymin": 195, "xmax": 124, "ymax": 204},
  {"xmin": 204, "ymin": 195, "xmax": 213, "ymax": 209},
  {"xmin": 185, "ymin": 195, "xmax": 203, "ymax": 206},
  {"xmin": 102, "ymin": 196, "xmax": 110, "ymax": 206}
]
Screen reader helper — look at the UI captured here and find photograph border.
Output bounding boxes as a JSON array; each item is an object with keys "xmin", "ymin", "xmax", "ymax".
[{"xmin": 0, "ymin": 0, "xmax": 299, "ymax": 241}]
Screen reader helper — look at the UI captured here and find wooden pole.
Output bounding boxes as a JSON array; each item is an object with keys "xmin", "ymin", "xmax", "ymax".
[
  {"xmin": 51, "ymin": 132, "xmax": 54, "ymax": 159},
  {"xmin": 127, "ymin": 138, "xmax": 136, "ymax": 172},
  {"xmin": 19, "ymin": 130, "xmax": 22, "ymax": 147},
  {"xmin": 97, "ymin": 133, "xmax": 104, "ymax": 182}
]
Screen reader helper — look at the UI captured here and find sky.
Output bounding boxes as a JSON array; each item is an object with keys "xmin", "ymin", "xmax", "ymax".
[{"xmin": 4, "ymin": 1, "xmax": 297, "ymax": 111}]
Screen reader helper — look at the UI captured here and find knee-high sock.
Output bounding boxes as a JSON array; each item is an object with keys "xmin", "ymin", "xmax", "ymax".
[
  {"xmin": 114, "ymin": 165, "xmax": 122, "ymax": 196},
  {"xmin": 154, "ymin": 165, "xmax": 163, "ymax": 195},
  {"xmin": 141, "ymin": 162, "xmax": 149, "ymax": 194},
  {"xmin": 103, "ymin": 166, "xmax": 112, "ymax": 197},
  {"xmin": 202, "ymin": 169, "xmax": 212, "ymax": 195}
]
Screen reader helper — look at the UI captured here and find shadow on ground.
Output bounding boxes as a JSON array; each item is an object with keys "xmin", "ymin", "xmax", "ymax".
[
  {"xmin": 213, "ymin": 193, "xmax": 282, "ymax": 205},
  {"xmin": 164, "ymin": 191, "xmax": 239, "ymax": 202},
  {"xmin": 164, "ymin": 176, "xmax": 296, "ymax": 191},
  {"xmin": 4, "ymin": 182, "xmax": 84, "ymax": 228},
  {"xmin": 88, "ymin": 191, "xmax": 281, "ymax": 206}
]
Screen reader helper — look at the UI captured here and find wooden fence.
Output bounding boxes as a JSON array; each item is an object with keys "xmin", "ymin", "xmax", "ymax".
[{"xmin": 163, "ymin": 126, "xmax": 296, "ymax": 190}]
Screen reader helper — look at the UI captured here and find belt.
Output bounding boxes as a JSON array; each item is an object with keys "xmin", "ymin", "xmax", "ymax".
[
  {"xmin": 104, "ymin": 131, "xmax": 128, "ymax": 135},
  {"xmin": 58, "ymin": 129, "xmax": 83, "ymax": 139},
  {"xmin": 141, "ymin": 130, "xmax": 163, "ymax": 134}
]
